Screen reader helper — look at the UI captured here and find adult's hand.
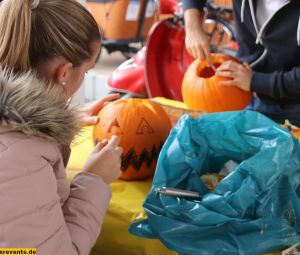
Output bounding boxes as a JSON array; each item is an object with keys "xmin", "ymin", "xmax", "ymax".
[
  {"xmin": 216, "ymin": 61, "xmax": 253, "ymax": 91},
  {"xmin": 184, "ymin": 9, "xmax": 212, "ymax": 65}
]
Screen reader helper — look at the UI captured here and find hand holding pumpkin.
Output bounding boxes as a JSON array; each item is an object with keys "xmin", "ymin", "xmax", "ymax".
[
  {"xmin": 83, "ymin": 135, "xmax": 123, "ymax": 184},
  {"xmin": 181, "ymin": 54, "xmax": 253, "ymax": 112},
  {"xmin": 78, "ymin": 93, "xmax": 120, "ymax": 127},
  {"xmin": 216, "ymin": 61, "xmax": 253, "ymax": 91}
]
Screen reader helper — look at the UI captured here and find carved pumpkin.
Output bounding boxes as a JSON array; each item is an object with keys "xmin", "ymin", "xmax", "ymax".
[
  {"xmin": 182, "ymin": 53, "xmax": 253, "ymax": 112},
  {"xmin": 93, "ymin": 98, "xmax": 172, "ymax": 180}
]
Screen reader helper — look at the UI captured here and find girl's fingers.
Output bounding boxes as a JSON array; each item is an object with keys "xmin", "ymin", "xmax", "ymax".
[
  {"xmin": 107, "ymin": 135, "xmax": 120, "ymax": 149},
  {"xmin": 80, "ymin": 116, "xmax": 99, "ymax": 126},
  {"xmin": 90, "ymin": 93, "xmax": 120, "ymax": 115},
  {"xmin": 114, "ymin": 146, "xmax": 123, "ymax": 157},
  {"xmin": 103, "ymin": 101, "xmax": 109, "ymax": 107},
  {"xmin": 94, "ymin": 139, "xmax": 108, "ymax": 152}
]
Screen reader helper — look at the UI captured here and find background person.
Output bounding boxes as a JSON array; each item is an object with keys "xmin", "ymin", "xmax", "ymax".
[{"xmin": 183, "ymin": 0, "xmax": 300, "ymax": 126}]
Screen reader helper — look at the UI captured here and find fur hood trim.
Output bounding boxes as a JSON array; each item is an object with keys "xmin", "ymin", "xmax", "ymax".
[{"xmin": 0, "ymin": 70, "xmax": 80, "ymax": 145}]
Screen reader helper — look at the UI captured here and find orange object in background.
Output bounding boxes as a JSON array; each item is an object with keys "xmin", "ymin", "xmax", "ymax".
[
  {"xmin": 93, "ymin": 98, "xmax": 172, "ymax": 181},
  {"xmin": 203, "ymin": 19, "xmax": 234, "ymax": 50},
  {"xmin": 213, "ymin": 0, "xmax": 232, "ymax": 8},
  {"xmin": 182, "ymin": 53, "xmax": 253, "ymax": 112},
  {"xmin": 86, "ymin": 0, "xmax": 157, "ymax": 40},
  {"xmin": 205, "ymin": 0, "xmax": 235, "ymax": 50}
]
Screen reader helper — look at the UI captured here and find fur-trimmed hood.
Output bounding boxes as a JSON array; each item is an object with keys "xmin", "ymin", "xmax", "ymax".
[{"xmin": 0, "ymin": 70, "xmax": 80, "ymax": 145}]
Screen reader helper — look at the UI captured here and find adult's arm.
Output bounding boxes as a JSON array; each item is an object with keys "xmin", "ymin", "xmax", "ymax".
[
  {"xmin": 251, "ymin": 67, "xmax": 300, "ymax": 99},
  {"xmin": 182, "ymin": 0, "xmax": 212, "ymax": 63},
  {"xmin": 182, "ymin": 0, "xmax": 206, "ymax": 11}
]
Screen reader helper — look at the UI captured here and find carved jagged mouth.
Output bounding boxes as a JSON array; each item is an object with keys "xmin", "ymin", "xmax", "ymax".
[{"xmin": 121, "ymin": 141, "xmax": 164, "ymax": 171}]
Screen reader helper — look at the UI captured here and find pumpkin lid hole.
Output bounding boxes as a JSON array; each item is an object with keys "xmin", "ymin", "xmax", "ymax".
[
  {"xmin": 198, "ymin": 63, "xmax": 220, "ymax": 78},
  {"xmin": 198, "ymin": 66, "xmax": 215, "ymax": 78}
]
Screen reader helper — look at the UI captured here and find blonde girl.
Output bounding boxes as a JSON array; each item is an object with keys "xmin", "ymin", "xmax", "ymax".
[{"xmin": 0, "ymin": 0, "xmax": 122, "ymax": 254}]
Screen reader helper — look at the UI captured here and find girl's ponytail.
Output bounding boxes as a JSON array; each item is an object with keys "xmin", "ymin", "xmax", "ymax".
[
  {"xmin": 0, "ymin": 0, "xmax": 100, "ymax": 74},
  {"xmin": 0, "ymin": 0, "xmax": 32, "ymax": 73}
]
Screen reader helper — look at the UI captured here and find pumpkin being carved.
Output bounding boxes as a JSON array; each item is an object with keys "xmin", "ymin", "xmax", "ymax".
[
  {"xmin": 93, "ymin": 98, "xmax": 172, "ymax": 180},
  {"xmin": 182, "ymin": 53, "xmax": 253, "ymax": 113}
]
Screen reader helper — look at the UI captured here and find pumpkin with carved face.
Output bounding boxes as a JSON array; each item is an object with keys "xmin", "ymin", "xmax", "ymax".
[{"xmin": 93, "ymin": 98, "xmax": 172, "ymax": 180}]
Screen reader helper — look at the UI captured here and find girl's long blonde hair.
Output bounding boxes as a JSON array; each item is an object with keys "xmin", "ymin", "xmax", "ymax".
[{"xmin": 0, "ymin": 0, "xmax": 100, "ymax": 73}]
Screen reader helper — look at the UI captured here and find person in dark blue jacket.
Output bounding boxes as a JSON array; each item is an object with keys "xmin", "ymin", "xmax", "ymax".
[{"xmin": 183, "ymin": 0, "xmax": 300, "ymax": 126}]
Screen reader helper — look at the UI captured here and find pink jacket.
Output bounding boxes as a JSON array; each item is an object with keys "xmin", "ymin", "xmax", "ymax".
[{"xmin": 0, "ymin": 71, "xmax": 111, "ymax": 254}]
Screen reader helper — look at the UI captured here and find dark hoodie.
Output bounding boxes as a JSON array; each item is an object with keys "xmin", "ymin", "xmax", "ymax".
[{"xmin": 183, "ymin": 0, "xmax": 300, "ymax": 126}]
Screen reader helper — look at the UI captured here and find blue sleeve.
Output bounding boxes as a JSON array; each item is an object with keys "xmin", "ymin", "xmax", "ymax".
[
  {"xmin": 182, "ymin": 0, "xmax": 206, "ymax": 12},
  {"xmin": 251, "ymin": 67, "xmax": 300, "ymax": 99}
]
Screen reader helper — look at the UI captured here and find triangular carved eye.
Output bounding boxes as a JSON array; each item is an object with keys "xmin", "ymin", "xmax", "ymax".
[
  {"xmin": 107, "ymin": 118, "xmax": 123, "ymax": 135},
  {"xmin": 136, "ymin": 118, "xmax": 154, "ymax": 134}
]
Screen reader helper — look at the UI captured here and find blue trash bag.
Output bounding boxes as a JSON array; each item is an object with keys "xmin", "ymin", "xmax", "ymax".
[{"xmin": 129, "ymin": 110, "xmax": 300, "ymax": 255}]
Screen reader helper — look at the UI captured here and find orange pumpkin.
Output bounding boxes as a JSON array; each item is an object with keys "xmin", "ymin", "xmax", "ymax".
[
  {"xmin": 291, "ymin": 129, "xmax": 300, "ymax": 140},
  {"xmin": 282, "ymin": 120, "xmax": 300, "ymax": 140},
  {"xmin": 93, "ymin": 98, "xmax": 172, "ymax": 180},
  {"xmin": 213, "ymin": 0, "xmax": 232, "ymax": 8},
  {"xmin": 181, "ymin": 53, "xmax": 253, "ymax": 113}
]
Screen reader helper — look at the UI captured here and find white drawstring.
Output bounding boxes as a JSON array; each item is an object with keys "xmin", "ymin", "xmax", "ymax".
[
  {"xmin": 31, "ymin": 0, "xmax": 40, "ymax": 9},
  {"xmin": 241, "ymin": 0, "xmax": 246, "ymax": 23},
  {"xmin": 256, "ymin": 31, "xmax": 263, "ymax": 45},
  {"xmin": 255, "ymin": 37, "xmax": 261, "ymax": 45},
  {"xmin": 297, "ymin": 16, "xmax": 300, "ymax": 46},
  {"xmin": 250, "ymin": 49, "xmax": 267, "ymax": 68}
]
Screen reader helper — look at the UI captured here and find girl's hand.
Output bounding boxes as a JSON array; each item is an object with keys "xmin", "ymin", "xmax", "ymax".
[
  {"xmin": 78, "ymin": 93, "xmax": 120, "ymax": 127},
  {"xmin": 83, "ymin": 136, "xmax": 123, "ymax": 184},
  {"xmin": 216, "ymin": 61, "xmax": 253, "ymax": 91}
]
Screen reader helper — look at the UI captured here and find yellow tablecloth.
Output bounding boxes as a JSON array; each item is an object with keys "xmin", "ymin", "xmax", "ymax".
[
  {"xmin": 67, "ymin": 98, "xmax": 282, "ymax": 255},
  {"xmin": 68, "ymin": 127, "xmax": 176, "ymax": 255}
]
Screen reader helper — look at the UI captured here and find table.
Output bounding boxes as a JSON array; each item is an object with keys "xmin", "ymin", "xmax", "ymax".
[
  {"xmin": 67, "ymin": 127, "xmax": 176, "ymax": 255},
  {"xmin": 67, "ymin": 97, "xmax": 284, "ymax": 255}
]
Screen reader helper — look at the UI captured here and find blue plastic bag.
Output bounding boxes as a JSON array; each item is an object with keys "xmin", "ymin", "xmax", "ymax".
[{"xmin": 129, "ymin": 110, "xmax": 300, "ymax": 255}]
